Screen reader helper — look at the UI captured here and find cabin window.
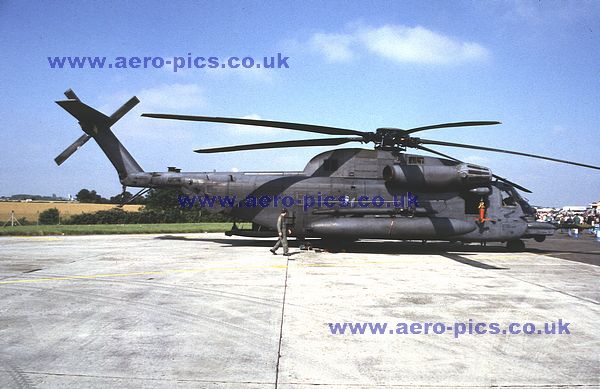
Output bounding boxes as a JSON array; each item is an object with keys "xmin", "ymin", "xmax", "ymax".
[
  {"xmin": 323, "ymin": 158, "xmax": 339, "ymax": 172},
  {"xmin": 464, "ymin": 194, "xmax": 481, "ymax": 214},
  {"xmin": 408, "ymin": 156, "xmax": 424, "ymax": 165}
]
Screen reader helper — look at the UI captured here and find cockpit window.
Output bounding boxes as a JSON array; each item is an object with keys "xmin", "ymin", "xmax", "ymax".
[
  {"xmin": 500, "ymin": 189, "xmax": 516, "ymax": 206},
  {"xmin": 493, "ymin": 181, "xmax": 535, "ymax": 216}
]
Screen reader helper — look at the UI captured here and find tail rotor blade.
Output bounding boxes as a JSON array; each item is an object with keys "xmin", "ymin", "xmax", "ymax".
[
  {"xmin": 109, "ymin": 96, "xmax": 140, "ymax": 125},
  {"xmin": 64, "ymin": 89, "xmax": 80, "ymax": 100},
  {"xmin": 54, "ymin": 133, "xmax": 92, "ymax": 165}
]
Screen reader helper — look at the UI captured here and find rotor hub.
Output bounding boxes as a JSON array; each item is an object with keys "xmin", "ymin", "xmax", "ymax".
[{"xmin": 373, "ymin": 128, "xmax": 423, "ymax": 150}]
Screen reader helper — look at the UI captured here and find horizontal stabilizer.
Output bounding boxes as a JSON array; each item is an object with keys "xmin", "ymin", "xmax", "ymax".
[{"xmin": 56, "ymin": 99, "xmax": 110, "ymax": 124}]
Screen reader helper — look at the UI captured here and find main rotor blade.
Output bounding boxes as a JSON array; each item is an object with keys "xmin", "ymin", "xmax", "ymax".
[
  {"xmin": 417, "ymin": 138, "xmax": 600, "ymax": 171},
  {"xmin": 415, "ymin": 144, "xmax": 461, "ymax": 162},
  {"xmin": 194, "ymin": 137, "xmax": 363, "ymax": 153},
  {"xmin": 404, "ymin": 121, "xmax": 501, "ymax": 135},
  {"xmin": 491, "ymin": 174, "xmax": 532, "ymax": 193},
  {"xmin": 415, "ymin": 145, "xmax": 532, "ymax": 193},
  {"xmin": 142, "ymin": 113, "xmax": 368, "ymax": 137}
]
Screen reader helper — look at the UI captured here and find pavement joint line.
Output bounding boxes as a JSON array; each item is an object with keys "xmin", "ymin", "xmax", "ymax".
[
  {"xmin": 501, "ymin": 274, "xmax": 600, "ymax": 306},
  {"xmin": 11, "ymin": 236, "xmax": 63, "ymax": 240},
  {"xmin": 3, "ymin": 369, "xmax": 273, "ymax": 385},
  {"xmin": 275, "ymin": 255, "xmax": 290, "ymax": 389}
]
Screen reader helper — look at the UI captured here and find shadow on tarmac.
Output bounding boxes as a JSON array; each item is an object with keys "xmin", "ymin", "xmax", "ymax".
[{"xmin": 156, "ymin": 232, "xmax": 600, "ymax": 267}]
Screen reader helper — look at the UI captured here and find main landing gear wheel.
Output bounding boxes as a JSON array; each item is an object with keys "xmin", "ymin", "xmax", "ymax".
[
  {"xmin": 298, "ymin": 240, "xmax": 313, "ymax": 251},
  {"xmin": 506, "ymin": 239, "xmax": 525, "ymax": 251}
]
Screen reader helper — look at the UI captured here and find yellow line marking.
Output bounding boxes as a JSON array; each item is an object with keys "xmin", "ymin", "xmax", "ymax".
[
  {"xmin": 1, "ymin": 253, "xmax": 495, "ymax": 285},
  {"xmin": 0, "ymin": 264, "xmax": 288, "ymax": 285},
  {"xmin": 12, "ymin": 236, "xmax": 63, "ymax": 241},
  {"xmin": 0, "ymin": 258, "xmax": 418, "ymax": 284}
]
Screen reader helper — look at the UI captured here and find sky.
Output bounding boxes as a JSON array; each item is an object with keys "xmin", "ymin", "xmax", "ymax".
[{"xmin": 0, "ymin": 0, "xmax": 599, "ymax": 207}]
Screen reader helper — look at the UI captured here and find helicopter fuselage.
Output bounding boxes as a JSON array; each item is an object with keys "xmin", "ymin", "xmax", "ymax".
[{"xmin": 122, "ymin": 148, "xmax": 555, "ymax": 244}]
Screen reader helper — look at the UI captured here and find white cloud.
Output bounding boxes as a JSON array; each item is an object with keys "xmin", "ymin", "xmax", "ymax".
[
  {"xmin": 309, "ymin": 32, "xmax": 355, "ymax": 62},
  {"xmin": 137, "ymin": 83, "xmax": 206, "ymax": 111},
  {"xmin": 98, "ymin": 83, "xmax": 206, "ymax": 141},
  {"xmin": 202, "ymin": 58, "xmax": 276, "ymax": 82},
  {"xmin": 497, "ymin": 0, "xmax": 599, "ymax": 24},
  {"xmin": 307, "ymin": 24, "xmax": 490, "ymax": 65},
  {"xmin": 463, "ymin": 155, "xmax": 491, "ymax": 165},
  {"xmin": 358, "ymin": 25, "xmax": 489, "ymax": 64}
]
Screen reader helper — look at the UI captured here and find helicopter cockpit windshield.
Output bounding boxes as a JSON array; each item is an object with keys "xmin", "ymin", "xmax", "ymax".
[{"xmin": 497, "ymin": 181, "xmax": 535, "ymax": 216}]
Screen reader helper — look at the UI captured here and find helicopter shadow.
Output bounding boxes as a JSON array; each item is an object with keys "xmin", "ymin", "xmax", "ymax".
[
  {"xmin": 155, "ymin": 235, "xmax": 512, "ymax": 269},
  {"xmin": 523, "ymin": 247, "xmax": 600, "ymax": 266}
]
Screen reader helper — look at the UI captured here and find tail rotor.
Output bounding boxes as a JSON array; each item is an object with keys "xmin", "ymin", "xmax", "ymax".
[
  {"xmin": 54, "ymin": 89, "xmax": 140, "ymax": 166},
  {"xmin": 55, "ymin": 89, "xmax": 143, "ymax": 180}
]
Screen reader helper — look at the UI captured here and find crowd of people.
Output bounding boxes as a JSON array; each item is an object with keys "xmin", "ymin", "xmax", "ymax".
[{"xmin": 536, "ymin": 205, "xmax": 600, "ymax": 232}]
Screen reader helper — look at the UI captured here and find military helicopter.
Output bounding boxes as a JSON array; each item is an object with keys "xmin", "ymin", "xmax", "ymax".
[{"xmin": 55, "ymin": 89, "xmax": 600, "ymax": 250}]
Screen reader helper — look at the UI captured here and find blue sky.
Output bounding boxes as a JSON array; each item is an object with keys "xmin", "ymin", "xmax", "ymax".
[{"xmin": 0, "ymin": 0, "xmax": 598, "ymax": 206}]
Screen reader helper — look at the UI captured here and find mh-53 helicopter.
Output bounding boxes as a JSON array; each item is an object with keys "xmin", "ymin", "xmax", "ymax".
[{"xmin": 55, "ymin": 89, "xmax": 600, "ymax": 250}]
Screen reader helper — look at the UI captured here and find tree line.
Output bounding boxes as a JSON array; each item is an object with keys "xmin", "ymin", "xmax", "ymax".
[
  {"xmin": 37, "ymin": 188, "xmax": 233, "ymax": 225},
  {"xmin": 74, "ymin": 188, "xmax": 146, "ymax": 204}
]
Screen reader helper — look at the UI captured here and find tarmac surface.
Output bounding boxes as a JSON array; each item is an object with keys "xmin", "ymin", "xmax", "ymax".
[{"xmin": 0, "ymin": 232, "xmax": 598, "ymax": 388}]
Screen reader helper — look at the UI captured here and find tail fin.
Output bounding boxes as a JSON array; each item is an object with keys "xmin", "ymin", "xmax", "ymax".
[{"xmin": 55, "ymin": 89, "xmax": 143, "ymax": 180}]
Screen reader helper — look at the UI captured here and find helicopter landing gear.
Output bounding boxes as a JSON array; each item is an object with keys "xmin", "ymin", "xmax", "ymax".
[
  {"xmin": 298, "ymin": 239, "xmax": 313, "ymax": 251},
  {"xmin": 506, "ymin": 239, "xmax": 525, "ymax": 251}
]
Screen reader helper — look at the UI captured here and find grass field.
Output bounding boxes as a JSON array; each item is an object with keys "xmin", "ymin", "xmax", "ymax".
[
  {"xmin": 0, "ymin": 223, "xmax": 234, "ymax": 236},
  {"xmin": 0, "ymin": 201, "xmax": 142, "ymax": 223}
]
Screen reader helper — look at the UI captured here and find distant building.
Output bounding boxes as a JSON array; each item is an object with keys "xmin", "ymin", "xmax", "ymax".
[{"xmin": 562, "ymin": 205, "xmax": 587, "ymax": 213}]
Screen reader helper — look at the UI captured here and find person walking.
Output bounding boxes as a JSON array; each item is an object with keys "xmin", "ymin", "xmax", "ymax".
[{"xmin": 271, "ymin": 208, "xmax": 290, "ymax": 256}]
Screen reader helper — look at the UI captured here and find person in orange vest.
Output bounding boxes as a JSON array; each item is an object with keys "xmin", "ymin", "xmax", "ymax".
[{"xmin": 478, "ymin": 198, "xmax": 487, "ymax": 223}]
